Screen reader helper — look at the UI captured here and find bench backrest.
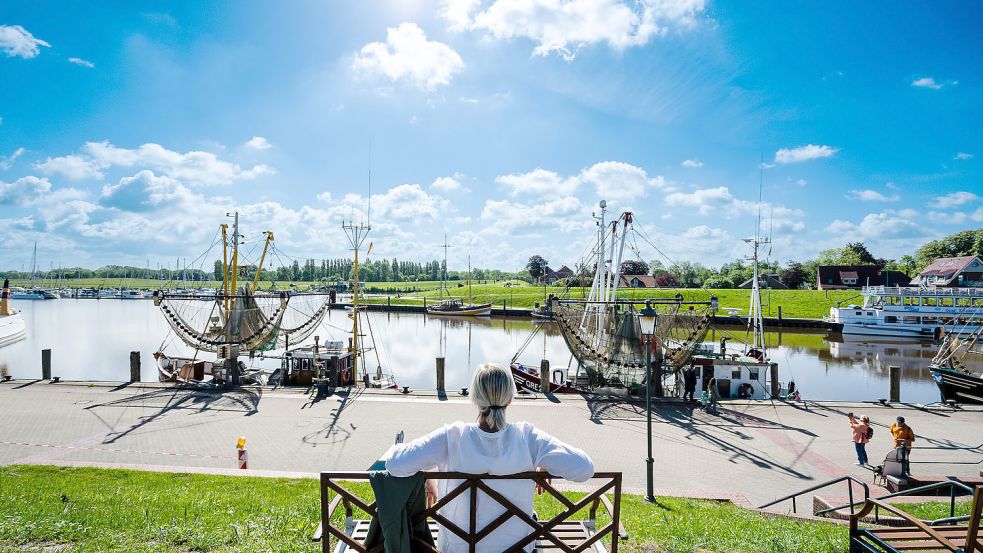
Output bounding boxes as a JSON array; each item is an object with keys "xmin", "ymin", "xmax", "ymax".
[{"xmin": 320, "ymin": 471, "xmax": 623, "ymax": 553}]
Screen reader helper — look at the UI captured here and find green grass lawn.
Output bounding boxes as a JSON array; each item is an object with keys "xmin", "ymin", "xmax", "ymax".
[
  {"xmin": 889, "ymin": 500, "xmax": 975, "ymax": 521},
  {"xmin": 0, "ymin": 465, "xmax": 846, "ymax": 553},
  {"xmin": 7, "ymin": 276, "xmax": 857, "ymax": 320}
]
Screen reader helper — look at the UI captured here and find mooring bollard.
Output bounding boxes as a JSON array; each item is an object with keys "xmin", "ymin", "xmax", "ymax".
[
  {"xmin": 129, "ymin": 351, "xmax": 141, "ymax": 383},
  {"xmin": 540, "ymin": 359, "xmax": 551, "ymax": 393},
  {"xmin": 889, "ymin": 365, "xmax": 901, "ymax": 403},
  {"xmin": 41, "ymin": 349, "xmax": 51, "ymax": 380},
  {"xmin": 436, "ymin": 357, "xmax": 445, "ymax": 390},
  {"xmin": 777, "ymin": 306, "xmax": 783, "ymax": 325},
  {"xmin": 770, "ymin": 363, "xmax": 780, "ymax": 398}
]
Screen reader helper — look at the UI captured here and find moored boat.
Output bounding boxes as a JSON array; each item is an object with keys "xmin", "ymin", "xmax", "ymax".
[
  {"xmin": 828, "ymin": 286, "xmax": 983, "ymax": 338},
  {"xmin": 0, "ymin": 280, "xmax": 28, "ymax": 348},
  {"xmin": 426, "ymin": 298, "xmax": 492, "ymax": 316},
  {"xmin": 929, "ymin": 329, "xmax": 983, "ymax": 404}
]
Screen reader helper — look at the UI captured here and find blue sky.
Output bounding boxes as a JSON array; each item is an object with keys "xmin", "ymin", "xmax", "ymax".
[{"xmin": 1, "ymin": 1, "xmax": 981, "ymax": 273}]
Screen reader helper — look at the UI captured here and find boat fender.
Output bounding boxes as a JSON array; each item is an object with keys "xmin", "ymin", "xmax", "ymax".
[
  {"xmin": 737, "ymin": 383, "xmax": 754, "ymax": 399},
  {"xmin": 341, "ymin": 368, "xmax": 352, "ymax": 385}
]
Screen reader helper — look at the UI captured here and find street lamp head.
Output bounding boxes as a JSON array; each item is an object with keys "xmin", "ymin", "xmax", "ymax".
[{"xmin": 638, "ymin": 300, "xmax": 658, "ymax": 336}]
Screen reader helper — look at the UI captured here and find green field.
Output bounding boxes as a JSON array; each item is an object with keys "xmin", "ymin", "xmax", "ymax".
[
  {"xmin": 0, "ymin": 465, "xmax": 846, "ymax": 552},
  {"xmin": 6, "ymin": 277, "xmax": 858, "ymax": 320}
]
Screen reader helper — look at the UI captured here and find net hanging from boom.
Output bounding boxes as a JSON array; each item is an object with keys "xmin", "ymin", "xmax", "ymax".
[{"xmin": 156, "ymin": 288, "xmax": 289, "ymax": 353}]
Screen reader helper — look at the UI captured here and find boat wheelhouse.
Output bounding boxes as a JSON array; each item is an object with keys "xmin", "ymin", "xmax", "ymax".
[{"xmin": 828, "ymin": 286, "xmax": 983, "ymax": 337}]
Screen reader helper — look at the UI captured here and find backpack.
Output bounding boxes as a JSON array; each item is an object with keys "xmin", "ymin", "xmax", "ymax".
[{"xmin": 865, "ymin": 426, "xmax": 874, "ymax": 440}]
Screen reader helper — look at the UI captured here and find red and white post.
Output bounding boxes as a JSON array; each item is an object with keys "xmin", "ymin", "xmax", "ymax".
[{"xmin": 236, "ymin": 436, "xmax": 248, "ymax": 469}]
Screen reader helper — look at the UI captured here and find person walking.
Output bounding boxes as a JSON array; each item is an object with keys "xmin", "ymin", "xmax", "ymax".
[
  {"xmin": 706, "ymin": 378, "xmax": 720, "ymax": 415},
  {"xmin": 890, "ymin": 416, "xmax": 915, "ymax": 475},
  {"xmin": 848, "ymin": 413, "xmax": 871, "ymax": 466},
  {"xmin": 682, "ymin": 364, "xmax": 697, "ymax": 402}
]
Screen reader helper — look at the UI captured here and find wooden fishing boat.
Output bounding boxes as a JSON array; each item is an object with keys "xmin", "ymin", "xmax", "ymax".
[
  {"xmin": 510, "ymin": 362, "xmax": 586, "ymax": 394},
  {"xmin": 931, "ymin": 366, "xmax": 983, "ymax": 404},
  {"xmin": 426, "ymin": 298, "xmax": 492, "ymax": 316},
  {"xmin": 929, "ymin": 329, "xmax": 983, "ymax": 404}
]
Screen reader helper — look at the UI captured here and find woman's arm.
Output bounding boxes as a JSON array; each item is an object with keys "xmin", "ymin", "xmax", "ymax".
[
  {"xmin": 526, "ymin": 425, "xmax": 594, "ymax": 482},
  {"xmin": 385, "ymin": 426, "xmax": 449, "ymax": 477}
]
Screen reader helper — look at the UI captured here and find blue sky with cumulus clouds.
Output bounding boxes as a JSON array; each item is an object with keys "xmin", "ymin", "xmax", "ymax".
[{"xmin": 0, "ymin": 1, "xmax": 981, "ymax": 273}]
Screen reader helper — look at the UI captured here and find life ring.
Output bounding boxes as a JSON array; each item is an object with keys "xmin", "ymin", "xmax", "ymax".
[
  {"xmin": 341, "ymin": 368, "xmax": 353, "ymax": 385},
  {"xmin": 737, "ymin": 383, "xmax": 754, "ymax": 399}
]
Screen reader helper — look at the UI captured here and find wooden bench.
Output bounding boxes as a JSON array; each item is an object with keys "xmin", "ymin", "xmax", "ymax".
[
  {"xmin": 849, "ymin": 485, "xmax": 982, "ymax": 552},
  {"xmin": 314, "ymin": 471, "xmax": 626, "ymax": 552}
]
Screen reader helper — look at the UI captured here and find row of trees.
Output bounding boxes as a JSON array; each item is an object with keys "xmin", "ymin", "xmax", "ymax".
[{"xmin": 522, "ymin": 228, "xmax": 983, "ymax": 290}]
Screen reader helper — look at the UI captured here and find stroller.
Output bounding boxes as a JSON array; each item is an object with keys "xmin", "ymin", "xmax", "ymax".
[{"xmin": 873, "ymin": 447, "xmax": 909, "ymax": 486}]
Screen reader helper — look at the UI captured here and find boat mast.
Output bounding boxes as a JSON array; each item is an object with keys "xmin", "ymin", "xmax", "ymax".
[
  {"xmin": 343, "ymin": 219, "xmax": 370, "ymax": 384},
  {"xmin": 468, "ymin": 255, "xmax": 473, "ymax": 305},
  {"xmin": 581, "ymin": 200, "xmax": 607, "ymax": 334},
  {"xmin": 440, "ymin": 234, "xmax": 451, "ymax": 301},
  {"xmin": 30, "ymin": 242, "xmax": 37, "ymax": 289},
  {"xmin": 744, "ymin": 158, "xmax": 769, "ymax": 357}
]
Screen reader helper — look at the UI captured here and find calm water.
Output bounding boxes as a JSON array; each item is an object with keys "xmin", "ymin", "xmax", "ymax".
[{"xmin": 0, "ymin": 299, "xmax": 950, "ymax": 403}]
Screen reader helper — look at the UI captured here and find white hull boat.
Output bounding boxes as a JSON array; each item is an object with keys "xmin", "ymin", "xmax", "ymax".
[{"xmin": 828, "ymin": 286, "xmax": 983, "ymax": 338}]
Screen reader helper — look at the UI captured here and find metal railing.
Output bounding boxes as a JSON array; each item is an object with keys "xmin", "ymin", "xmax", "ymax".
[
  {"xmin": 758, "ymin": 476, "xmax": 870, "ymax": 516},
  {"xmin": 812, "ymin": 480, "xmax": 974, "ymax": 522}
]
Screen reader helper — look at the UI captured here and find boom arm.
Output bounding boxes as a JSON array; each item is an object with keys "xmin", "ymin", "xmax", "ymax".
[{"xmin": 251, "ymin": 231, "xmax": 274, "ymax": 292}]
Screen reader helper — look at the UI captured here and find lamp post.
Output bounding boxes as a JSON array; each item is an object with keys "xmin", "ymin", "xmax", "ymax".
[{"xmin": 637, "ymin": 300, "xmax": 658, "ymax": 502}]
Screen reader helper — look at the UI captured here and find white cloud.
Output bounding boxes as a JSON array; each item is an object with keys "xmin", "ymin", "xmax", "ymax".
[
  {"xmin": 794, "ymin": 178, "xmax": 807, "ymax": 186},
  {"xmin": 681, "ymin": 159, "xmax": 703, "ymax": 168},
  {"xmin": 954, "ymin": 152, "xmax": 974, "ymax": 160},
  {"xmin": 0, "ymin": 147, "xmax": 25, "ymax": 171},
  {"xmin": 825, "ymin": 211, "xmax": 926, "ymax": 240},
  {"xmin": 445, "ymin": 0, "xmax": 707, "ymax": 60},
  {"xmin": 497, "ymin": 161, "xmax": 664, "ymax": 200},
  {"xmin": 352, "ymin": 22, "xmax": 464, "ymax": 90},
  {"xmin": 68, "ymin": 57, "xmax": 95, "ymax": 68},
  {"xmin": 0, "ymin": 176, "xmax": 53, "ymax": 205},
  {"xmin": 459, "ymin": 97, "xmax": 480, "ymax": 104},
  {"xmin": 928, "ymin": 211, "xmax": 967, "ymax": 224},
  {"xmin": 341, "ymin": 184, "xmax": 450, "ymax": 223},
  {"xmin": 774, "ymin": 144, "xmax": 839, "ymax": 164},
  {"xmin": 578, "ymin": 161, "xmax": 665, "ymax": 201},
  {"xmin": 911, "ymin": 77, "xmax": 943, "ymax": 90},
  {"xmin": 431, "ymin": 176, "xmax": 462, "ymax": 191},
  {"xmin": 664, "ymin": 186, "xmax": 733, "ymax": 215},
  {"xmin": 847, "ymin": 189, "xmax": 900, "ymax": 202},
  {"xmin": 480, "ymin": 196, "xmax": 587, "ymax": 234},
  {"xmin": 931, "ymin": 191, "xmax": 980, "ymax": 209},
  {"xmin": 497, "ymin": 168, "xmax": 578, "ymax": 197},
  {"xmin": 664, "ymin": 185, "xmax": 804, "ymax": 231},
  {"xmin": 0, "ymin": 25, "xmax": 50, "ymax": 59},
  {"xmin": 244, "ymin": 136, "xmax": 272, "ymax": 150},
  {"xmin": 83, "ymin": 141, "xmax": 274, "ymax": 186},
  {"xmin": 35, "ymin": 154, "xmax": 105, "ymax": 181}
]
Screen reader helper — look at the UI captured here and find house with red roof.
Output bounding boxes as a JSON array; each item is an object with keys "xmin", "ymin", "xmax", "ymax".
[{"xmin": 911, "ymin": 256, "xmax": 983, "ymax": 287}]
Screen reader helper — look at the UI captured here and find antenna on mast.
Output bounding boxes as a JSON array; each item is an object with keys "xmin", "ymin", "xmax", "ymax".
[{"xmin": 367, "ymin": 140, "xmax": 372, "ymax": 227}]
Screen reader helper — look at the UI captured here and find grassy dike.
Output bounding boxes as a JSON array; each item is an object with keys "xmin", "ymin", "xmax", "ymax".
[
  {"xmin": 0, "ymin": 465, "xmax": 847, "ymax": 553},
  {"xmin": 9, "ymin": 277, "xmax": 859, "ymax": 320}
]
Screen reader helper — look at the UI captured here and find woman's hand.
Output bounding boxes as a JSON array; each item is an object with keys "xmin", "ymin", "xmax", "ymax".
[
  {"xmin": 425, "ymin": 479, "xmax": 438, "ymax": 508},
  {"xmin": 535, "ymin": 467, "xmax": 551, "ymax": 496}
]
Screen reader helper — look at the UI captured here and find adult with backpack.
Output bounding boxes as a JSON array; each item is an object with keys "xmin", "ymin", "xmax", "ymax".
[{"xmin": 849, "ymin": 413, "xmax": 872, "ymax": 466}]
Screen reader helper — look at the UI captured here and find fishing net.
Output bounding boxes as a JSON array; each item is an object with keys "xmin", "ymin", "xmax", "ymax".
[{"xmin": 157, "ymin": 288, "xmax": 289, "ymax": 353}]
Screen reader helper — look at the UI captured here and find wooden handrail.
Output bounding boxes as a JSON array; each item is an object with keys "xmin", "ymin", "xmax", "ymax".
[
  {"xmin": 850, "ymin": 499, "xmax": 962, "ymax": 552},
  {"xmin": 966, "ymin": 486, "xmax": 982, "ymax": 553}
]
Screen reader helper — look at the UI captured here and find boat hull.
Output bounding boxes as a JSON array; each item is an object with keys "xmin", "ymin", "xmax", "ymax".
[
  {"xmin": 932, "ymin": 367, "xmax": 983, "ymax": 404},
  {"xmin": 510, "ymin": 362, "xmax": 585, "ymax": 394},
  {"xmin": 0, "ymin": 312, "xmax": 27, "ymax": 348},
  {"xmin": 426, "ymin": 303, "xmax": 492, "ymax": 317}
]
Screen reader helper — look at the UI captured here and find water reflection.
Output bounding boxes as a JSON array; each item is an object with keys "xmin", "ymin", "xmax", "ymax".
[{"xmin": 0, "ymin": 300, "xmax": 947, "ymax": 403}]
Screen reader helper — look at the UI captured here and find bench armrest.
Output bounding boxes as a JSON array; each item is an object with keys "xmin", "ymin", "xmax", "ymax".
[
  {"xmin": 589, "ymin": 493, "xmax": 628, "ymax": 540},
  {"xmin": 311, "ymin": 494, "xmax": 346, "ymax": 542}
]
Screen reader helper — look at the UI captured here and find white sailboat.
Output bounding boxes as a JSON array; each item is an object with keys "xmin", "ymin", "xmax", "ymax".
[
  {"xmin": 426, "ymin": 238, "xmax": 492, "ymax": 317},
  {"xmin": 0, "ymin": 279, "xmax": 28, "ymax": 348}
]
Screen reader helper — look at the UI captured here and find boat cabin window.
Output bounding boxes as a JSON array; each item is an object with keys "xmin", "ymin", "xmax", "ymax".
[
  {"xmin": 885, "ymin": 316, "xmax": 898, "ymax": 323},
  {"xmin": 903, "ymin": 316, "xmax": 920, "ymax": 324},
  {"xmin": 940, "ymin": 317, "xmax": 954, "ymax": 325},
  {"xmin": 867, "ymin": 312, "xmax": 874, "ymax": 316},
  {"xmin": 922, "ymin": 316, "xmax": 938, "ymax": 324},
  {"xmin": 855, "ymin": 311, "xmax": 862, "ymax": 316},
  {"xmin": 939, "ymin": 297, "xmax": 954, "ymax": 307},
  {"xmin": 693, "ymin": 366, "xmax": 701, "ymax": 378},
  {"xmin": 902, "ymin": 297, "xmax": 916, "ymax": 306},
  {"xmin": 923, "ymin": 297, "xmax": 937, "ymax": 307},
  {"xmin": 749, "ymin": 368, "xmax": 759, "ymax": 380},
  {"xmin": 732, "ymin": 368, "xmax": 741, "ymax": 379},
  {"xmin": 891, "ymin": 296, "xmax": 902, "ymax": 305},
  {"xmin": 956, "ymin": 298, "xmax": 972, "ymax": 307}
]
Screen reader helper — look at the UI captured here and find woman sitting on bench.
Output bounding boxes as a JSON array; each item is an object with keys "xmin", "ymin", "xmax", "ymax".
[{"xmin": 385, "ymin": 362, "xmax": 595, "ymax": 552}]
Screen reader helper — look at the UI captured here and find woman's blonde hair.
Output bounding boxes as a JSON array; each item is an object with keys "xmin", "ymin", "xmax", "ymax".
[
  {"xmin": 470, "ymin": 363, "xmax": 516, "ymax": 432},
  {"xmin": 861, "ymin": 415, "xmax": 870, "ymax": 423}
]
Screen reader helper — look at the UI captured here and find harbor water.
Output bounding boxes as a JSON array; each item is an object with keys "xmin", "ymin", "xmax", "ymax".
[{"xmin": 0, "ymin": 298, "xmax": 950, "ymax": 403}]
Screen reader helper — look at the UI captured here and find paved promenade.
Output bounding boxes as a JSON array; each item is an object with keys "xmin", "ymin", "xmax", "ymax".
[{"xmin": 1, "ymin": 381, "xmax": 980, "ymax": 505}]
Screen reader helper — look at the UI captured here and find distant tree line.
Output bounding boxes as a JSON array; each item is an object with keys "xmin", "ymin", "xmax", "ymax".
[{"xmin": 523, "ymin": 227, "xmax": 983, "ymax": 290}]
